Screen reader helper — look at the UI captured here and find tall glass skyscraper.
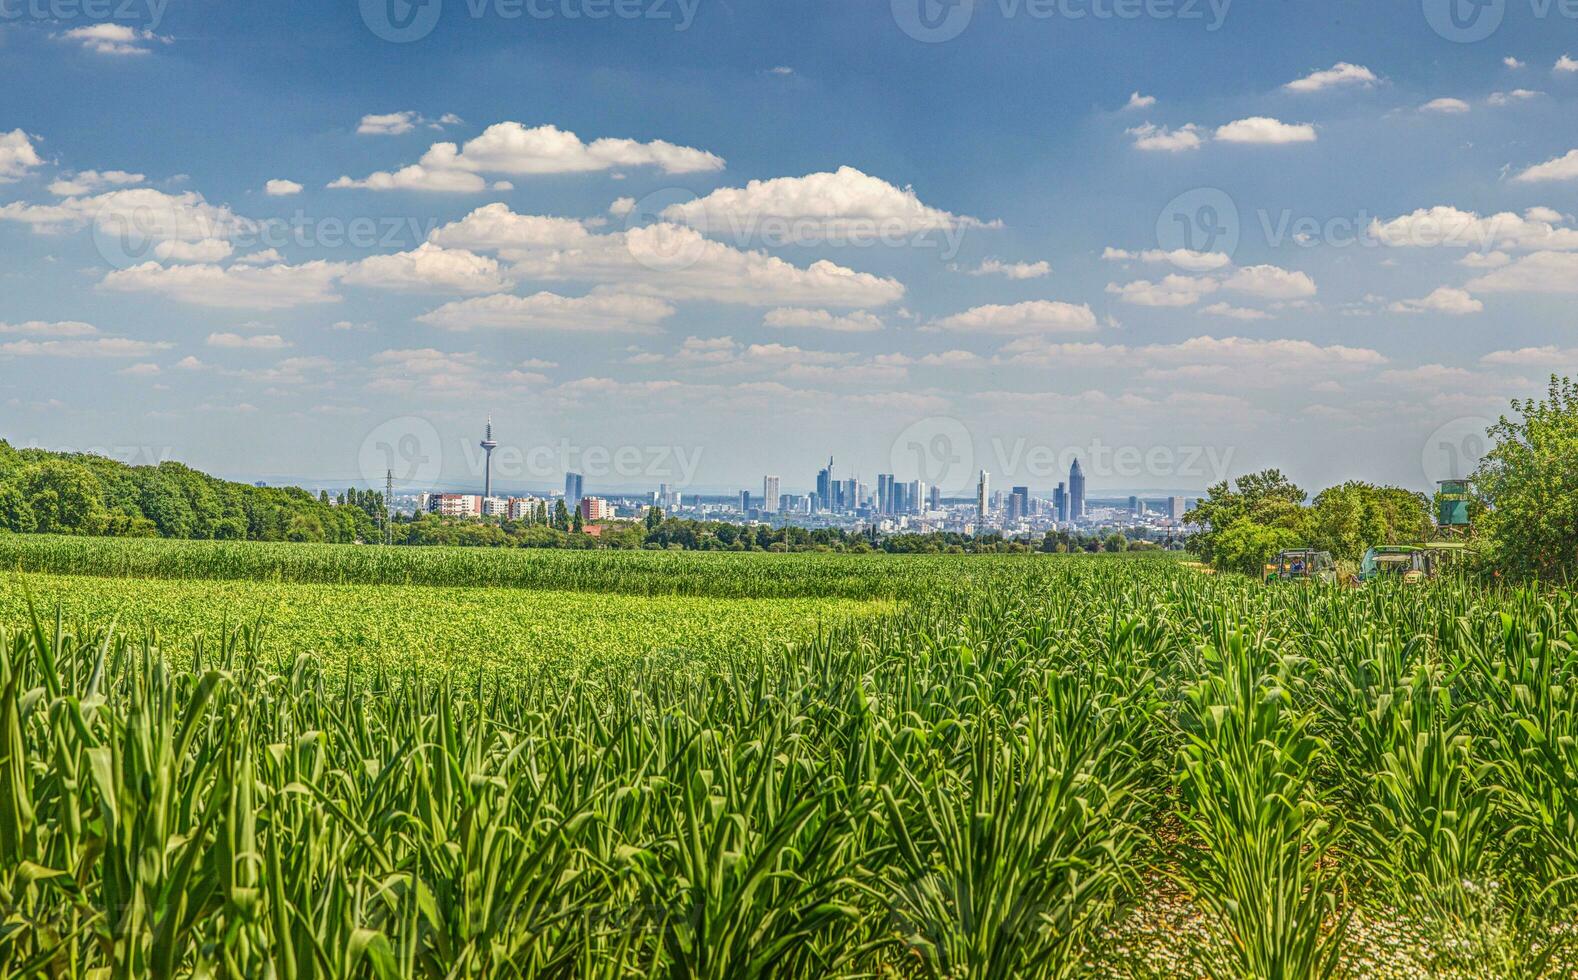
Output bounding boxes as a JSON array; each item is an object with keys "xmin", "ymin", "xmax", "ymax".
[
  {"xmin": 564, "ymin": 471, "xmax": 584, "ymax": 508},
  {"xmin": 1069, "ymin": 459, "xmax": 1086, "ymax": 521},
  {"xmin": 815, "ymin": 457, "xmax": 834, "ymax": 512}
]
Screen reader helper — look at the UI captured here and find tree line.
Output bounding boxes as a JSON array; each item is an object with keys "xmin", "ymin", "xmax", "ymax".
[
  {"xmin": 1185, "ymin": 375, "xmax": 1577, "ymax": 582},
  {"xmin": 0, "ymin": 442, "xmax": 382, "ymax": 543}
]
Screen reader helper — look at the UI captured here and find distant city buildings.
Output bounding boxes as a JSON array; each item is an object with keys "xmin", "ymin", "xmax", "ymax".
[
  {"xmin": 409, "ymin": 418, "xmax": 1199, "ymax": 541},
  {"xmin": 423, "ymin": 493, "xmax": 481, "ymax": 518},
  {"xmin": 507, "ymin": 496, "xmax": 540, "ymax": 521}
]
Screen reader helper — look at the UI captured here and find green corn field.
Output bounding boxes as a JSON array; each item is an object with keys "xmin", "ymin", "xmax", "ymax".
[{"xmin": 2, "ymin": 547, "xmax": 1577, "ymax": 977}]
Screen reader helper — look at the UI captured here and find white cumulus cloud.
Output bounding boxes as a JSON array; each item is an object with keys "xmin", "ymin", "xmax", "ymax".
[
  {"xmin": 60, "ymin": 23, "xmax": 171, "ymax": 55},
  {"xmin": 762, "ymin": 308, "xmax": 885, "ymax": 332},
  {"xmin": 1214, "ymin": 117, "xmax": 1318, "ymax": 144},
  {"xmin": 1127, "ymin": 122, "xmax": 1203, "ymax": 152},
  {"xmin": 417, "ymin": 291, "xmax": 676, "ymax": 332},
  {"xmin": 333, "ymin": 122, "xmax": 724, "ymax": 191},
  {"xmin": 1388, "ymin": 287, "xmax": 1483, "ymax": 315},
  {"xmin": 1514, "ymin": 149, "xmax": 1578, "ymax": 183},
  {"xmin": 658, "ymin": 166, "xmax": 993, "ymax": 241},
  {"xmin": 0, "ymin": 130, "xmax": 43, "ymax": 183},
  {"xmin": 1285, "ymin": 62, "xmax": 1377, "ymax": 93},
  {"xmin": 927, "ymin": 300, "xmax": 1097, "ymax": 335}
]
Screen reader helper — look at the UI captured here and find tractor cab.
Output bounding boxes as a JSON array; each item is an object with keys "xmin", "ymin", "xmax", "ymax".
[{"xmin": 1264, "ymin": 549, "xmax": 1336, "ymax": 583}]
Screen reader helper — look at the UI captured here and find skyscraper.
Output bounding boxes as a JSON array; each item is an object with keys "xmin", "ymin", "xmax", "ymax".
[
  {"xmin": 1010, "ymin": 486, "xmax": 1030, "ymax": 522},
  {"xmin": 1169, "ymin": 496, "xmax": 1187, "ymax": 521},
  {"xmin": 815, "ymin": 457, "xmax": 835, "ymax": 512},
  {"xmin": 480, "ymin": 416, "xmax": 498, "ymax": 499},
  {"xmin": 1054, "ymin": 482, "xmax": 1067, "ymax": 523},
  {"xmin": 739, "ymin": 490, "xmax": 751, "ymax": 513},
  {"xmin": 976, "ymin": 470, "xmax": 990, "ymax": 519},
  {"xmin": 564, "ymin": 471, "xmax": 584, "ymax": 508},
  {"xmin": 762, "ymin": 475, "xmax": 780, "ymax": 513},
  {"xmin": 1128, "ymin": 495, "xmax": 1139, "ymax": 515},
  {"xmin": 928, "ymin": 484, "xmax": 942, "ymax": 511},
  {"xmin": 1069, "ymin": 458, "xmax": 1086, "ymax": 521}
]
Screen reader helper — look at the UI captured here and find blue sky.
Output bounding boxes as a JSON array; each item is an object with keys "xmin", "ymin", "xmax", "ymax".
[{"xmin": 2, "ymin": 0, "xmax": 1577, "ymax": 497}]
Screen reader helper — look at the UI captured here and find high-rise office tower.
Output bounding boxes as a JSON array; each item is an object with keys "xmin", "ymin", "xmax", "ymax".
[
  {"xmin": 928, "ymin": 484, "xmax": 941, "ymax": 511},
  {"xmin": 739, "ymin": 490, "xmax": 751, "ymax": 512},
  {"xmin": 976, "ymin": 470, "xmax": 989, "ymax": 519},
  {"xmin": 1169, "ymin": 496, "xmax": 1187, "ymax": 520},
  {"xmin": 762, "ymin": 475, "xmax": 781, "ymax": 513},
  {"xmin": 1128, "ymin": 495, "xmax": 1139, "ymax": 515},
  {"xmin": 815, "ymin": 457, "xmax": 835, "ymax": 512},
  {"xmin": 908, "ymin": 480, "xmax": 923, "ymax": 515},
  {"xmin": 1010, "ymin": 486, "xmax": 1030, "ymax": 522},
  {"xmin": 1054, "ymin": 482, "xmax": 1067, "ymax": 523},
  {"xmin": 1069, "ymin": 458, "xmax": 1086, "ymax": 520},
  {"xmin": 564, "ymin": 471, "xmax": 584, "ymax": 508}
]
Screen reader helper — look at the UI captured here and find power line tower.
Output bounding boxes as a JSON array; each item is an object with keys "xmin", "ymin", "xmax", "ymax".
[{"xmin": 385, "ymin": 469, "xmax": 394, "ymax": 546}]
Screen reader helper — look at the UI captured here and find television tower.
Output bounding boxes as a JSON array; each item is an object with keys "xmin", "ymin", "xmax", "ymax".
[{"xmin": 480, "ymin": 416, "xmax": 499, "ymax": 499}]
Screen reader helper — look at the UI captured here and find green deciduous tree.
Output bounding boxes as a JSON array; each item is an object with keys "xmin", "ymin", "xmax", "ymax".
[
  {"xmin": 1306, "ymin": 482, "xmax": 1432, "ymax": 562},
  {"xmin": 1185, "ymin": 469, "xmax": 1308, "ymax": 569},
  {"xmin": 1473, "ymin": 375, "xmax": 1578, "ymax": 581},
  {"xmin": 8, "ymin": 461, "xmax": 108, "ymax": 536},
  {"xmin": 1212, "ymin": 521, "xmax": 1305, "ymax": 578}
]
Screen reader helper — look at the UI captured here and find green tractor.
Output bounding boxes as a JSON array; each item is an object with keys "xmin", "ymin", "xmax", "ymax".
[
  {"xmin": 1264, "ymin": 549, "xmax": 1337, "ymax": 584},
  {"xmin": 1359, "ymin": 541, "xmax": 1467, "ymax": 583}
]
